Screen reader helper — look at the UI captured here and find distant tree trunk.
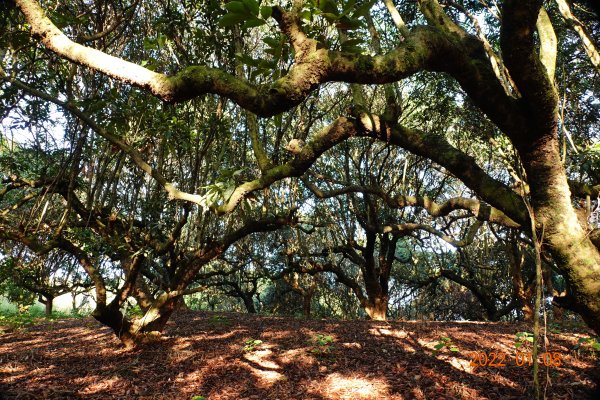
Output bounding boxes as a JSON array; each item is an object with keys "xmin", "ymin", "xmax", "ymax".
[
  {"xmin": 241, "ymin": 294, "xmax": 256, "ymax": 314},
  {"xmin": 45, "ymin": 296, "xmax": 53, "ymax": 316},
  {"xmin": 302, "ymin": 293, "xmax": 312, "ymax": 319},
  {"xmin": 507, "ymin": 242, "xmax": 535, "ymax": 321},
  {"xmin": 362, "ymin": 260, "xmax": 390, "ymax": 321},
  {"xmin": 71, "ymin": 293, "xmax": 78, "ymax": 314},
  {"xmin": 39, "ymin": 294, "xmax": 54, "ymax": 316},
  {"xmin": 175, "ymin": 296, "xmax": 190, "ymax": 311}
]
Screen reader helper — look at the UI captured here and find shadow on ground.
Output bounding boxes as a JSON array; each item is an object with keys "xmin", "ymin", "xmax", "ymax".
[{"xmin": 0, "ymin": 311, "xmax": 598, "ymax": 399}]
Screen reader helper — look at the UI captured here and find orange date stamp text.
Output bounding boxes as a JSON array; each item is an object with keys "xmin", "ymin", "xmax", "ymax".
[{"xmin": 468, "ymin": 351, "xmax": 562, "ymax": 367}]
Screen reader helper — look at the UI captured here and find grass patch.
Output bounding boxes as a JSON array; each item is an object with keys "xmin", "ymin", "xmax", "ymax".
[{"xmin": 0, "ymin": 308, "xmax": 89, "ymax": 333}]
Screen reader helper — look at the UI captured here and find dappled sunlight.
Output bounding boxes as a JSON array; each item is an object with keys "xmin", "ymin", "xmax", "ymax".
[
  {"xmin": 80, "ymin": 376, "xmax": 124, "ymax": 395},
  {"xmin": 442, "ymin": 353, "xmax": 474, "ymax": 373},
  {"xmin": 1, "ymin": 312, "xmax": 597, "ymax": 399},
  {"xmin": 240, "ymin": 349, "xmax": 286, "ymax": 386},
  {"xmin": 244, "ymin": 364, "xmax": 286, "ymax": 386},
  {"xmin": 200, "ymin": 329, "xmax": 245, "ymax": 341},
  {"xmin": 277, "ymin": 347, "xmax": 316, "ymax": 367},
  {"xmin": 310, "ymin": 372, "xmax": 402, "ymax": 400},
  {"xmin": 368, "ymin": 326, "xmax": 418, "ymax": 352},
  {"xmin": 243, "ymin": 348, "xmax": 281, "ymax": 370},
  {"xmin": 340, "ymin": 341, "xmax": 362, "ymax": 349}
]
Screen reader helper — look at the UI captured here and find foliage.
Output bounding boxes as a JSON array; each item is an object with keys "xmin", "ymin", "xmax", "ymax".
[
  {"xmin": 242, "ymin": 338, "xmax": 263, "ymax": 352},
  {"xmin": 514, "ymin": 331, "xmax": 535, "ymax": 350},
  {"xmin": 573, "ymin": 337, "xmax": 600, "ymax": 356},
  {"xmin": 207, "ymin": 314, "xmax": 232, "ymax": 327},
  {"xmin": 308, "ymin": 334, "xmax": 335, "ymax": 355},
  {"xmin": 432, "ymin": 336, "xmax": 460, "ymax": 354},
  {"xmin": 0, "ymin": 307, "xmax": 88, "ymax": 333}
]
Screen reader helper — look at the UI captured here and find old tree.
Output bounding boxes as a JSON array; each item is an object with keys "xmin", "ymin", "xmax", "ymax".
[{"xmin": 1, "ymin": 0, "xmax": 599, "ymax": 345}]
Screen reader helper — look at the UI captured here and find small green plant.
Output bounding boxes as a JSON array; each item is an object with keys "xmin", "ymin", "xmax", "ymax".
[
  {"xmin": 191, "ymin": 396, "xmax": 206, "ymax": 400},
  {"xmin": 309, "ymin": 334, "xmax": 335, "ymax": 355},
  {"xmin": 573, "ymin": 337, "xmax": 600, "ymax": 355},
  {"xmin": 126, "ymin": 304, "xmax": 143, "ymax": 317},
  {"xmin": 208, "ymin": 314, "xmax": 231, "ymax": 326},
  {"xmin": 243, "ymin": 338, "xmax": 263, "ymax": 352},
  {"xmin": 432, "ymin": 336, "xmax": 460, "ymax": 354},
  {"xmin": 514, "ymin": 331, "xmax": 534, "ymax": 349}
]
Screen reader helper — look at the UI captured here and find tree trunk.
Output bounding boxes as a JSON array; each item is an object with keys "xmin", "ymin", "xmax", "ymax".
[
  {"xmin": 520, "ymin": 135, "xmax": 600, "ymax": 335},
  {"xmin": 364, "ymin": 295, "xmax": 388, "ymax": 321},
  {"xmin": 302, "ymin": 293, "xmax": 312, "ymax": 319},
  {"xmin": 44, "ymin": 296, "xmax": 54, "ymax": 316},
  {"xmin": 134, "ymin": 296, "xmax": 180, "ymax": 333},
  {"xmin": 242, "ymin": 294, "xmax": 256, "ymax": 314},
  {"xmin": 92, "ymin": 304, "xmax": 138, "ymax": 348},
  {"xmin": 174, "ymin": 296, "xmax": 190, "ymax": 312}
]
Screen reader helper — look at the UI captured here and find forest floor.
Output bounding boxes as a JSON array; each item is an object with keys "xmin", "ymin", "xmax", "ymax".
[{"xmin": 0, "ymin": 311, "xmax": 599, "ymax": 400}]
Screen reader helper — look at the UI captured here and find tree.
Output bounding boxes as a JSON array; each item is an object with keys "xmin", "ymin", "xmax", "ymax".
[{"xmin": 2, "ymin": 0, "xmax": 600, "ymax": 337}]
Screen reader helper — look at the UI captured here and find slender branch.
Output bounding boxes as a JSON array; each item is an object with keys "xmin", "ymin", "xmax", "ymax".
[{"xmin": 555, "ymin": 0, "xmax": 600, "ymax": 72}]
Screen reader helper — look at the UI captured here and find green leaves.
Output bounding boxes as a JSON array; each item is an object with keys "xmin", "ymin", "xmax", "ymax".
[
  {"xmin": 218, "ymin": 12, "xmax": 248, "ymax": 27},
  {"xmin": 309, "ymin": 334, "xmax": 335, "ymax": 355},
  {"xmin": 317, "ymin": 0, "xmax": 339, "ymax": 14},
  {"xmin": 260, "ymin": 6, "xmax": 272, "ymax": 20},
  {"xmin": 514, "ymin": 331, "xmax": 534, "ymax": 349},
  {"xmin": 432, "ymin": 336, "xmax": 459, "ymax": 354},
  {"xmin": 243, "ymin": 338, "xmax": 264, "ymax": 352},
  {"xmin": 218, "ymin": 0, "xmax": 271, "ymax": 29},
  {"xmin": 197, "ymin": 168, "xmax": 245, "ymax": 212},
  {"xmin": 311, "ymin": 0, "xmax": 374, "ymax": 31},
  {"xmin": 573, "ymin": 337, "xmax": 600, "ymax": 353}
]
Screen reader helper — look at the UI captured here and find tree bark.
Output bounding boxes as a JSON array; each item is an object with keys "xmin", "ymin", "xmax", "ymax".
[
  {"xmin": 519, "ymin": 135, "xmax": 600, "ymax": 334},
  {"xmin": 43, "ymin": 295, "xmax": 54, "ymax": 316},
  {"xmin": 92, "ymin": 304, "xmax": 138, "ymax": 349},
  {"xmin": 242, "ymin": 294, "xmax": 257, "ymax": 314},
  {"xmin": 364, "ymin": 295, "xmax": 388, "ymax": 321},
  {"xmin": 302, "ymin": 293, "xmax": 312, "ymax": 319}
]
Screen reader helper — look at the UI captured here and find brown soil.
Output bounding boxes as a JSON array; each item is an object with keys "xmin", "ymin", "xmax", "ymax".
[{"xmin": 0, "ymin": 311, "xmax": 598, "ymax": 399}]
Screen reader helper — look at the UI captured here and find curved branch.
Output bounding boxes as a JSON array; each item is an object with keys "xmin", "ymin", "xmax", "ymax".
[
  {"xmin": 14, "ymin": 0, "xmax": 513, "ymax": 123},
  {"xmin": 303, "ymin": 178, "xmax": 521, "ymax": 228},
  {"xmin": 354, "ymin": 112, "xmax": 529, "ymax": 225},
  {"xmin": 371, "ymin": 220, "xmax": 483, "ymax": 248}
]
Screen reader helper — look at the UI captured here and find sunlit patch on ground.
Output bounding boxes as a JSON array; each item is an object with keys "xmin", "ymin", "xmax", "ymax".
[
  {"xmin": 278, "ymin": 347, "xmax": 316, "ymax": 366},
  {"xmin": 80, "ymin": 376, "xmax": 123, "ymax": 394},
  {"xmin": 0, "ymin": 312, "xmax": 597, "ymax": 399},
  {"xmin": 311, "ymin": 372, "xmax": 402, "ymax": 399},
  {"xmin": 243, "ymin": 348, "xmax": 281, "ymax": 370},
  {"xmin": 241, "ymin": 348, "xmax": 286, "ymax": 386},
  {"xmin": 443, "ymin": 354, "xmax": 474, "ymax": 372}
]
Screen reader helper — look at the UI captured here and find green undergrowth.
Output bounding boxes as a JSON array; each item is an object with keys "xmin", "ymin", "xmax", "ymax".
[{"xmin": 0, "ymin": 308, "xmax": 89, "ymax": 334}]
